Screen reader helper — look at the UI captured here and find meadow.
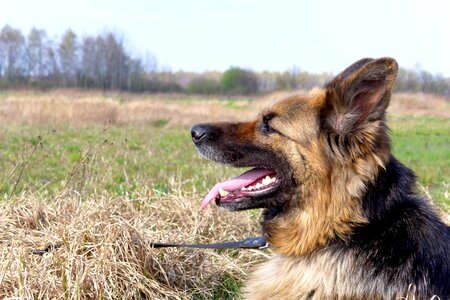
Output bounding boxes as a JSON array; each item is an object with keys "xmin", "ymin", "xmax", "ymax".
[{"xmin": 0, "ymin": 90, "xmax": 448, "ymax": 299}]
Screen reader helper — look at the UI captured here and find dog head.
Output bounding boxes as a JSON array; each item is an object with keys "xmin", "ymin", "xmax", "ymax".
[{"xmin": 192, "ymin": 58, "xmax": 398, "ymax": 254}]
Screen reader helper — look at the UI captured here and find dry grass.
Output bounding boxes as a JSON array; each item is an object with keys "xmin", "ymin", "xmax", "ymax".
[
  {"xmin": 0, "ymin": 90, "xmax": 448, "ymax": 127},
  {"xmin": 388, "ymin": 93, "xmax": 450, "ymax": 118},
  {"xmin": 0, "ymin": 195, "xmax": 446, "ymax": 299},
  {"xmin": 0, "ymin": 190, "xmax": 266, "ymax": 299},
  {"xmin": 0, "ymin": 90, "xmax": 256, "ymax": 126}
]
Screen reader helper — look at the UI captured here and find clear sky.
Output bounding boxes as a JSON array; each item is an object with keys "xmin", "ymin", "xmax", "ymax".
[{"xmin": 1, "ymin": 0, "xmax": 449, "ymax": 75}]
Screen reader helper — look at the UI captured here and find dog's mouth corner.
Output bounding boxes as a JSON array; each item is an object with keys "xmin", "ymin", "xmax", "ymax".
[{"xmin": 201, "ymin": 167, "xmax": 281, "ymax": 211}]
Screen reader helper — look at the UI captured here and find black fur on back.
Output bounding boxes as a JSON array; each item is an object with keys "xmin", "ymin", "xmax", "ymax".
[{"xmin": 350, "ymin": 156, "xmax": 450, "ymax": 298}]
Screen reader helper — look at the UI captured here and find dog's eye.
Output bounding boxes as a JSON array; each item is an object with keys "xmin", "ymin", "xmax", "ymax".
[{"xmin": 261, "ymin": 114, "xmax": 275, "ymax": 135}]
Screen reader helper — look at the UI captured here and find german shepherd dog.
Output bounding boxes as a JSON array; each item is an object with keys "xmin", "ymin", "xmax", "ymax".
[{"xmin": 191, "ymin": 58, "xmax": 450, "ymax": 299}]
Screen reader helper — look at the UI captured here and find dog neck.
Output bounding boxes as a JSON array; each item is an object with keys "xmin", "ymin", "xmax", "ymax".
[{"xmin": 263, "ymin": 136, "xmax": 390, "ymax": 257}]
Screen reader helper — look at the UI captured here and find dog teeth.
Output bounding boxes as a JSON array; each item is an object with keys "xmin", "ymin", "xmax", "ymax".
[
  {"xmin": 262, "ymin": 175, "xmax": 277, "ymax": 186},
  {"xmin": 262, "ymin": 176, "xmax": 271, "ymax": 185},
  {"xmin": 242, "ymin": 175, "xmax": 279, "ymax": 192},
  {"xmin": 241, "ymin": 175, "xmax": 278, "ymax": 192},
  {"xmin": 219, "ymin": 188, "xmax": 229, "ymax": 197}
]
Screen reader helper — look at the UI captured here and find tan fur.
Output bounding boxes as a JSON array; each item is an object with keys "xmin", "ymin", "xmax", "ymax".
[
  {"xmin": 260, "ymin": 89, "xmax": 384, "ymax": 257},
  {"xmin": 244, "ymin": 251, "xmax": 407, "ymax": 299}
]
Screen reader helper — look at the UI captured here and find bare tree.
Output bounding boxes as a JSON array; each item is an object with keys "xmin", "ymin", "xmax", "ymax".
[
  {"xmin": 58, "ymin": 29, "xmax": 79, "ymax": 86},
  {"xmin": 103, "ymin": 32, "xmax": 129, "ymax": 89},
  {"xmin": 26, "ymin": 27, "xmax": 48, "ymax": 78},
  {"xmin": 0, "ymin": 25, "xmax": 26, "ymax": 82},
  {"xmin": 80, "ymin": 32, "xmax": 144, "ymax": 90}
]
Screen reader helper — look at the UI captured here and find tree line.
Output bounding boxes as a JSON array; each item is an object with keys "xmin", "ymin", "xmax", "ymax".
[{"xmin": 1, "ymin": 24, "xmax": 449, "ymax": 96}]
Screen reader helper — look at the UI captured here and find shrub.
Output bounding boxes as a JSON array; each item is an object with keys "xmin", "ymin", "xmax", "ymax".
[
  {"xmin": 221, "ymin": 67, "xmax": 259, "ymax": 95},
  {"xmin": 187, "ymin": 77, "xmax": 221, "ymax": 95}
]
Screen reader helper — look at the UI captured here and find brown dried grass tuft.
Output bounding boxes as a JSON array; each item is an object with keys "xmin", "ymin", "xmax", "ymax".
[
  {"xmin": 0, "ymin": 191, "xmax": 266, "ymax": 299},
  {"xmin": 1, "ymin": 193, "xmax": 445, "ymax": 299}
]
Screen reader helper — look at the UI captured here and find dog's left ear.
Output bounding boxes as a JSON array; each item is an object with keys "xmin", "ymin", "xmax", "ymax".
[{"xmin": 322, "ymin": 57, "xmax": 398, "ymax": 134}]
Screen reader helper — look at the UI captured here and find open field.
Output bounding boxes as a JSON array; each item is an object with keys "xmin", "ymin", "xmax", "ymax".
[{"xmin": 0, "ymin": 90, "xmax": 449, "ymax": 299}]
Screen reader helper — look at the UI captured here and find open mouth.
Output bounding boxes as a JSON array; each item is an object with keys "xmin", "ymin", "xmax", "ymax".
[{"xmin": 201, "ymin": 168, "xmax": 281, "ymax": 209}]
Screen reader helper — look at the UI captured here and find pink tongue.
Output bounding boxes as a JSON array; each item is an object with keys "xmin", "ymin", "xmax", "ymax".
[{"xmin": 201, "ymin": 168, "xmax": 274, "ymax": 209}]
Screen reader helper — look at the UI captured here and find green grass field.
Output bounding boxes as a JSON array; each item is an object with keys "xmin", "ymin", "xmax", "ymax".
[
  {"xmin": 1, "ymin": 115, "xmax": 448, "ymax": 207},
  {"xmin": 0, "ymin": 124, "xmax": 242, "ymax": 199},
  {"xmin": 389, "ymin": 116, "xmax": 449, "ymax": 206},
  {"xmin": 0, "ymin": 96, "xmax": 448, "ymax": 299}
]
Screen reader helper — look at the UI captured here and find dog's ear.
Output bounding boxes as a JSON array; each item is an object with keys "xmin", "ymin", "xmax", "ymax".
[{"xmin": 322, "ymin": 57, "xmax": 398, "ymax": 134}]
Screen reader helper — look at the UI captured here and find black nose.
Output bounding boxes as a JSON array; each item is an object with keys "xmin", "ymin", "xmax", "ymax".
[
  {"xmin": 191, "ymin": 124, "xmax": 207, "ymax": 143},
  {"xmin": 192, "ymin": 124, "xmax": 219, "ymax": 143}
]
